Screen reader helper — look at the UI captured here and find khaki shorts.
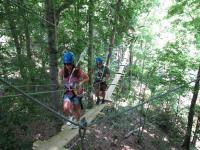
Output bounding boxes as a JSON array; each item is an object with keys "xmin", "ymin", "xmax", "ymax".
[{"xmin": 93, "ymin": 81, "xmax": 107, "ymax": 91}]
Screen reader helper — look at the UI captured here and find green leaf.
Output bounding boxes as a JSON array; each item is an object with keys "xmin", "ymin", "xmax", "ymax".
[
  {"xmin": 194, "ymin": 33, "xmax": 200, "ymax": 48},
  {"xmin": 167, "ymin": 1, "xmax": 187, "ymax": 18}
]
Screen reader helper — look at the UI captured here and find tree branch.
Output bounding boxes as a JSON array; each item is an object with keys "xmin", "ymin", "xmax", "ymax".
[{"xmin": 55, "ymin": 0, "xmax": 75, "ymax": 24}]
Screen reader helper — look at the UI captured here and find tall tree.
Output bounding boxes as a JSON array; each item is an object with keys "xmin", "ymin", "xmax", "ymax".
[
  {"xmin": 3, "ymin": 0, "xmax": 26, "ymax": 79},
  {"xmin": 182, "ymin": 65, "xmax": 200, "ymax": 149},
  {"xmin": 46, "ymin": 0, "xmax": 75, "ymax": 110},
  {"xmin": 45, "ymin": 0, "xmax": 59, "ymax": 110},
  {"xmin": 17, "ymin": 0, "xmax": 35, "ymax": 81},
  {"xmin": 192, "ymin": 114, "xmax": 200, "ymax": 146},
  {"xmin": 87, "ymin": 0, "xmax": 94, "ymax": 107},
  {"xmin": 106, "ymin": 0, "xmax": 121, "ymax": 66}
]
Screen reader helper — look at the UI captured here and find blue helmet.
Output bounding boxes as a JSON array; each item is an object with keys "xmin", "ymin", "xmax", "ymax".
[
  {"xmin": 63, "ymin": 51, "xmax": 74, "ymax": 64},
  {"xmin": 96, "ymin": 57, "xmax": 103, "ymax": 64}
]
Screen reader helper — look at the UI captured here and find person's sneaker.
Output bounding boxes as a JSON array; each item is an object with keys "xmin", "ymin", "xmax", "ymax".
[
  {"xmin": 70, "ymin": 124, "xmax": 79, "ymax": 129},
  {"xmin": 66, "ymin": 121, "xmax": 72, "ymax": 126},
  {"xmin": 66, "ymin": 116, "xmax": 73, "ymax": 126},
  {"xmin": 96, "ymin": 98, "xmax": 100, "ymax": 105},
  {"xmin": 70, "ymin": 119, "xmax": 79, "ymax": 129}
]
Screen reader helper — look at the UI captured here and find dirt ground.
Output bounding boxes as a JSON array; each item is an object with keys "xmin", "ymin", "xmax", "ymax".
[{"xmin": 65, "ymin": 106, "xmax": 179, "ymax": 150}]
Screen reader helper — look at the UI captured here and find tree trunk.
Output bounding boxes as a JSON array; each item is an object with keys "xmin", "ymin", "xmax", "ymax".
[
  {"xmin": 128, "ymin": 43, "xmax": 133, "ymax": 91},
  {"xmin": 4, "ymin": 0, "xmax": 25, "ymax": 79},
  {"xmin": 182, "ymin": 65, "xmax": 200, "ymax": 150},
  {"xmin": 106, "ymin": 0, "xmax": 121, "ymax": 66},
  {"xmin": 87, "ymin": 0, "xmax": 94, "ymax": 108},
  {"xmin": 139, "ymin": 41, "xmax": 145, "ymax": 96},
  {"xmin": 74, "ymin": 1, "xmax": 83, "ymax": 53},
  {"xmin": 56, "ymin": 1, "xmax": 74, "ymax": 24},
  {"xmin": 191, "ymin": 115, "xmax": 200, "ymax": 146},
  {"xmin": 45, "ymin": 0, "xmax": 59, "ymax": 111},
  {"xmin": 17, "ymin": 0, "xmax": 34, "ymax": 81}
]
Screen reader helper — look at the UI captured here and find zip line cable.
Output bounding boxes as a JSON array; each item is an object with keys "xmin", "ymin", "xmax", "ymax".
[
  {"xmin": 4, "ymin": 83, "xmax": 56, "ymax": 88},
  {"xmin": 130, "ymin": 78, "xmax": 198, "ymax": 110},
  {"xmin": 10, "ymin": 0, "xmax": 56, "ymax": 27},
  {"xmin": 0, "ymin": 89, "xmax": 65, "ymax": 98}
]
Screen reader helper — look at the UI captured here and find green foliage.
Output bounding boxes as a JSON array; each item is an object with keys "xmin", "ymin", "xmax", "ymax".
[
  {"xmin": 157, "ymin": 42, "xmax": 188, "ymax": 86},
  {"xmin": 194, "ymin": 33, "xmax": 200, "ymax": 48},
  {"xmin": 195, "ymin": 105, "xmax": 200, "ymax": 114},
  {"xmin": 128, "ymin": 64, "xmax": 143, "ymax": 80},
  {"xmin": 147, "ymin": 109, "xmax": 185, "ymax": 145},
  {"xmin": 2, "ymin": 0, "xmax": 198, "ymax": 148},
  {"xmin": 190, "ymin": 17, "xmax": 200, "ymax": 29},
  {"xmin": 183, "ymin": 17, "xmax": 200, "ymax": 34},
  {"xmin": 167, "ymin": 1, "xmax": 187, "ymax": 18},
  {"xmin": 0, "ymin": 94, "xmax": 62, "ymax": 149},
  {"xmin": 144, "ymin": 65, "xmax": 163, "ymax": 93}
]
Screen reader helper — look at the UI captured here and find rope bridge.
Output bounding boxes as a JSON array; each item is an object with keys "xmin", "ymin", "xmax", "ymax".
[{"xmin": 0, "ymin": 47, "xmax": 129, "ymax": 150}]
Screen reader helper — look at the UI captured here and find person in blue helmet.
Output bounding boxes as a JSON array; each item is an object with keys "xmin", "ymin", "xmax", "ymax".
[
  {"xmin": 59, "ymin": 51, "xmax": 89, "ymax": 128},
  {"xmin": 92, "ymin": 57, "xmax": 110, "ymax": 104}
]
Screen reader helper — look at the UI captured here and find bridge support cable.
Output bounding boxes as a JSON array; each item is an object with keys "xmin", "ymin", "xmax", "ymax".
[
  {"xmin": 93, "ymin": 76, "xmax": 200, "ymax": 127},
  {"xmin": 0, "ymin": 89, "xmax": 65, "ymax": 98},
  {"xmin": 0, "ymin": 78, "xmax": 83, "ymax": 128}
]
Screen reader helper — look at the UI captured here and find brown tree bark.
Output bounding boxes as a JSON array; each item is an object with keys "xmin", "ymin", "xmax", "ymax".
[
  {"xmin": 3, "ymin": 0, "xmax": 25, "ymax": 79},
  {"xmin": 17, "ymin": 0, "xmax": 34, "ymax": 81},
  {"xmin": 45, "ymin": 0, "xmax": 59, "ymax": 110},
  {"xmin": 191, "ymin": 115, "xmax": 200, "ymax": 146},
  {"xmin": 45, "ymin": 0, "xmax": 75, "ymax": 111},
  {"xmin": 182, "ymin": 65, "xmax": 200, "ymax": 150},
  {"xmin": 128, "ymin": 43, "xmax": 133, "ymax": 91},
  {"xmin": 106, "ymin": 0, "xmax": 121, "ymax": 66},
  {"xmin": 87, "ymin": 0, "xmax": 94, "ymax": 108}
]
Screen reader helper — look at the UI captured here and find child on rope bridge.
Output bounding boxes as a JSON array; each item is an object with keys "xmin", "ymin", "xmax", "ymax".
[
  {"xmin": 90, "ymin": 57, "xmax": 110, "ymax": 104},
  {"xmin": 58, "ymin": 51, "xmax": 89, "ymax": 128}
]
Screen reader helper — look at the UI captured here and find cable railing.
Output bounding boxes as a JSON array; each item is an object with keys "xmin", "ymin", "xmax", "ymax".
[{"xmin": 85, "ymin": 75, "xmax": 199, "ymax": 149}]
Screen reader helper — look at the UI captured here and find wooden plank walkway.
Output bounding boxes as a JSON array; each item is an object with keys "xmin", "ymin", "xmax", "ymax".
[
  {"xmin": 33, "ymin": 104, "xmax": 106, "ymax": 150},
  {"xmin": 105, "ymin": 50, "xmax": 129, "ymax": 100},
  {"xmin": 33, "ymin": 50, "xmax": 129, "ymax": 150}
]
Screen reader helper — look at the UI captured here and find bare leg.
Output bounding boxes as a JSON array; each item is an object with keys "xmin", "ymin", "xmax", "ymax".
[
  {"xmin": 64, "ymin": 101, "xmax": 73, "ymax": 117},
  {"xmin": 95, "ymin": 89, "xmax": 100, "ymax": 99},
  {"xmin": 73, "ymin": 105, "xmax": 81, "ymax": 122},
  {"xmin": 95, "ymin": 86, "xmax": 101, "ymax": 104},
  {"xmin": 69, "ymin": 104, "xmax": 81, "ymax": 129},
  {"xmin": 102, "ymin": 90, "xmax": 105, "ymax": 103}
]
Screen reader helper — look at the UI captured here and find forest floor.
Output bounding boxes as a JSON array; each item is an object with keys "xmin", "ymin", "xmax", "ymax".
[{"xmin": 64, "ymin": 104, "xmax": 180, "ymax": 150}]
